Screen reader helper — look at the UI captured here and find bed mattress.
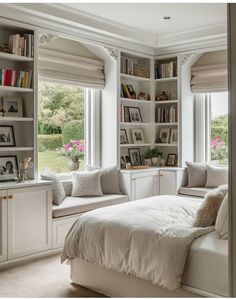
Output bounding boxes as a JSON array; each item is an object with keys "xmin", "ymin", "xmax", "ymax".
[{"xmin": 182, "ymin": 231, "xmax": 228, "ymax": 297}]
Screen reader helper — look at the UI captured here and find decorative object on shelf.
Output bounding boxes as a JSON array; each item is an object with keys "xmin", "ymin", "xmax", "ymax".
[
  {"xmin": 143, "ymin": 148, "xmax": 153, "ymax": 166},
  {"xmin": 120, "ymin": 156, "xmax": 126, "ymax": 169},
  {"xmin": 158, "ymin": 128, "xmax": 171, "ymax": 143},
  {"xmin": 18, "ymin": 157, "xmax": 33, "ymax": 182},
  {"xmin": 133, "ymin": 67, "xmax": 150, "ymax": 78},
  {"xmin": 151, "ymin": 147, "xmax": 162, "ymax": 166},
  {"xmin": 128, "ymin": 148, "xmax": 142, "ymax": 166},
  {"xmin": 170, "ymin": 128, "xmax": 178, "ymax": 144},
  {"xmin": 3, "ymin": 97, "xmax": 23, "ymax": 117},
  {"xmin": 62, "ymin": 140, "xmax": 84, "ymax": 171},
  {"xmin": 121, "ymin": 84, "xmax": 136, "ymax": 99},
  {"xmin": 159, "ymin": 158, "xmax": 166, "ymax": 167},
  {"xmin": 128, "ymin": 107, "xmax": 143, "ymax": 123},
  {"xmin": 156, "ymin": 90, "xmax": 169, "ymax": 102},
  {"xmin": 0, "ymin": 155, "xmax": 18, "ymax": 182},
  {"xmin": 166, "ymin": 153, "xmax": 177, "ymax": 167},
  {"xmin": 120, "ymin": 129, "xmax": 129, "ymax": 144},
  {"xmin": 131, "ymin": 128, "xmax": 145, "ymax": 144},
  {"xmin": 137, "ymin": 92, "xmax": 150, "ymax": 101},
  {"xmin": 0, "ymin": 125, "xmax": 15, "ymax": 147},
  {"xmin": 0, "ymin": 42, "xmax": 10, "ymax": 53}
]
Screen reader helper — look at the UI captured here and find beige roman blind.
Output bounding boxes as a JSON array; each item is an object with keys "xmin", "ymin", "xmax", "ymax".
[
  {"xmin": 39, "ymin": 49, "xmax": 105, "ymax": 89},
  {"xmin": 191, "ymin": 63, "xmax": 227, "ymax": 93}
]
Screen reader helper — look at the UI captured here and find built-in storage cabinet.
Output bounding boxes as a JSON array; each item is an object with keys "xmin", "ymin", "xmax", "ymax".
[
  {"xmin": 0, "ymin": 182, "xmax": 52, "ymax": 263},
  {"xmin": 0, "ymin": 21, "xmax": 37, "ymax": 180},
  {"xmin": 0, "ymin": 191, "xmax": 7, "ymax": 262},
  {"xmin": 120, "ymin": 168, "xmax": 184, "ymax": 201}
]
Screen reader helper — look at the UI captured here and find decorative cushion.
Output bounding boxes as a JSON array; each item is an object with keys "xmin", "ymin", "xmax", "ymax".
[
  {"xmin": 193, "ymin": 185, "xmax": 228, "ymax": 227},
  {"xmin": 205, "ymin": 164, "xmax": 228, "ymax": 187},
  {"xmin": 185, "ymin": 162, "xmax": 207, "ymax": 187},
  {"xmin": 179, "ymin": 187, "xmax": 213, "ymax": 198},
  {"xmin": 215, "ymin": 193, "xmax": 228, "ymax": 240},
  {"xmin": 87, "ymin": 165, "xmax": 121, "ymax": 194},
  {"xmin": 71, "ymin": 171, "xmax": 103, "ymax": 197},
  {"xmin": 40, "ymin": 167, "xmax": 66, "ymax": 205}
]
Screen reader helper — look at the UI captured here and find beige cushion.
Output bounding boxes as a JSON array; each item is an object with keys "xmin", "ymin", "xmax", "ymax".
[
  {"xmin": 215, "ymin": 194, "xmax": 228, "ymax": 239},
  {"xmin": 52, "ymin": 194, "xmax": 129, "ymax": 218},
  {"xmin": 61, "ymin": 180, "xmax": 73, "ymax": 196},
  {"xmin": 72, "ymin": 171, "xmax": 103, "ymax": 197},
  {"xmin": 205, "ymin": 164, "xmax": 228, "ymax": 187},
  {"xmin": 193, "ymin": 185, "xmax": 228, "ymax": 227},
  {"xmin": 87, "ymin": 166, "xmax": 121, "ymax": 194},
  {"xmin": 185, "ymin": 162, "xmax": 207, "ymax": 187},
  {"xmin": 179, "ymin": 187, "xmax": 213, "ymax": 198},
  {"xmin": 40, "ymin": 168, "xmax": 66, "ymax": 205}
]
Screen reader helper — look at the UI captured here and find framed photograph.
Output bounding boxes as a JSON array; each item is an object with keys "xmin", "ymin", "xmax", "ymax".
[
  {"xmin": 124, "ymin": 107, "xmax": 130, "ymax": 122},
  {"xmin": 120, "ymin": 156, "xmax": 126, "ymax": 169},
  {"xmin": 166, "ymin": 154, "xmax": 177, "ymax": 167},
  {"xmin": 128, "ymin": 107, "xmax": 143, "ymax": 123},
  {"xmin": 128, "ymin": 148, "xmax": 142, "ymax": 166},
  {"xmin": 3, "ymin": 97, "xmax": 23, "ymax": 117},
  {"xmin": 0, "ymin": 126, "xmax": 15, "ymax": 147},
  {"xmin": 132, "ymin": 128, "xmax": 145, "ymax": 144},
  {"xmin": 159, "ymin": 128, "xmax": 170, "ymax": 144},
  {"xmin": 0, "ymin": 156, "xmax": 18, "ymax": 181},
  {"xmin": 170, "ymin": 128, "xmax": 178, "ymax": 144},
  {"xmin": 120, "ymin": 129, "xmax": 129, "ymax": 144}
]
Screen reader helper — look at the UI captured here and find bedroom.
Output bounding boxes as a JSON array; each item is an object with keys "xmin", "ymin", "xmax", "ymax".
[{"xmin": 0, "ymin": 1, "xmax": 235, "ymax": 298}]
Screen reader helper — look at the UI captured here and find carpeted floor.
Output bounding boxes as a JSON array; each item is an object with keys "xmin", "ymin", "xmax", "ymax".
[{"xmin": 0, "ymin": 254, "xmax": 105, "ymax": 298}]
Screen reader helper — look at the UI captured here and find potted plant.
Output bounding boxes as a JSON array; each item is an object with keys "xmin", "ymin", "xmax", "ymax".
[
  {"xmin": 143, "ymin": 149, "xmax": 153, "ymax": 166},
  {"xmin": 151, "ymin": 147, "xmax": 162, "ymax": 166},
  {"xmin": 62, "ymin": 140, "xmax": 84, "ymax": 171}
]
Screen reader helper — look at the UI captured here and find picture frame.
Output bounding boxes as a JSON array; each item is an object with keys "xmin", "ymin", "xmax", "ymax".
[
  {"xmin": 128, "ymin": 107, "xmax": 143, "ymax": 123},
  {"xmin": 159, "ymin": 128, "xmax": 171, "ymax": 144},
  {"xmin": 0, "ymin": 125, "xmax": 15, "ymax": 147},
  {"xmin": 3, "ymin": 97, "xmax": 23, "ymax": 117},
  {"xmin": 166, "ymin": 153, "xmax": 177, "ymax": 167},
  {"xmin": 120, "ymin": 156, "xmax": 126, "ymax": 169},
  {"xmin": 0, "ymin": 155, "xmax": 18, "ymax": 181},
  {"xmin": 128, "ymin": 148, "xmax": 142, "ymax": 166},
  {"xmin": 120, "ymin": 129, "xmax": 129, "ymax": 144},
  {"xmin": 131, "ymin": 128, "xmax": 145, "ymax": 144},
  {"xmin": 170, "ymin": 128, "xmax": 178, "ymax": 144},
  {"xmin": 124, "ymin": 107, "xmax": 130, "ymax": 122}
]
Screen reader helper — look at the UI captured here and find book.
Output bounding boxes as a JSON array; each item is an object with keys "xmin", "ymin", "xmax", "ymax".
[
  {"xmin": 9, "ymin": 34, "xmax": 34, "ymax": 57},
  {"xmin": 0, "ymin": 68, "xmax": 32, "ymax": 88}
]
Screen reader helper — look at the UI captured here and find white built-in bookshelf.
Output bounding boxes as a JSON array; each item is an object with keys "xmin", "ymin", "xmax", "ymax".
[
  {"xmin": 0, "ymin": 21, "xmax": 36, "ymax": 181},
  {"xmin": 119, "ymin": 52, "xmax": 179, "ymax": 168}
]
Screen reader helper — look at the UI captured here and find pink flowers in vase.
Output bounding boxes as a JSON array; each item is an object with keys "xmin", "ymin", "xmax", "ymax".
[{"xmin": 63, "ymin": 140, "xmax": 85, "ymax": 162}]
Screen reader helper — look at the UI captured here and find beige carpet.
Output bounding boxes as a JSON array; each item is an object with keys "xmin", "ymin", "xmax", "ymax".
[{"xmin": 0, "ymin": 254, "xmax": 105, "ymax": 298}]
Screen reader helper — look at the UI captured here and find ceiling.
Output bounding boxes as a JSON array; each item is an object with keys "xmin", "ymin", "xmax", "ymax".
[{"xmin": 67, "ymin": 3, "xmax": 226, "ymax": 38}]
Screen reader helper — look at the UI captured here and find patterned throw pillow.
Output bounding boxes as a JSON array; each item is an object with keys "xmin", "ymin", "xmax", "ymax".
[{"xmin": 185, "ymin": 162, "xmax": 207, "ymax": 187}]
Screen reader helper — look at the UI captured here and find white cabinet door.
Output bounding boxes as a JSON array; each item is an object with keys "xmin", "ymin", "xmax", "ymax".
[
  {"xmin": 159, "ymin": 170, "xmax": 177, "ymax": 195},
  {"xmin": 8, "ymin": 186, "xmax": 52, "ymax": 260},
  {"xmin": 131, "ymin": 172, "xmax": 159, "ymax": 200},
  {"xmin": 0, "ymin": 190, "xmax": 7, "ymax": 262}
]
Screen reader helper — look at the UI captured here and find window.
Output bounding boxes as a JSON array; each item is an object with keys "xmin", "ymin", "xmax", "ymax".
[
  {"xmin": 210, "ymin": 92, "xmax": 228, "ymax": 165},
  {"xmin": 38, "ymin": 82, "xmax": 85, "ymax": 174}
]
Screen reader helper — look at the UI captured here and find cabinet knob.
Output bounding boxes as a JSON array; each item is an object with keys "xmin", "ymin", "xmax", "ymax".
[
  {"xmin": 159, "ymin": 173, "xmax": 163, "ymax": 177},
  {"xmin": 3, "ymin": 195, "xmax": 7, "ymax": 200},
  {"xmin": 8, "ymin": 195, "xmax": 13, "ymax": 200}
]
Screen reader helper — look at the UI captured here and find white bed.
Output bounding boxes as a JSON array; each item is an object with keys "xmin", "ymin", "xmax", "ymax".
[{"xmin": 62, "ymin": 195, "xmax": 228, "ymax": 297}]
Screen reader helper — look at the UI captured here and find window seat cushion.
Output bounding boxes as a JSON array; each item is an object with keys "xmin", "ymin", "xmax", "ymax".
[
  {"xmin": 52, "ymin": 194, "xmax": 129, "ymax": 218},
  {"xmin": 179, "ymin": 187, "xmax": 214, "ymax": 198}
]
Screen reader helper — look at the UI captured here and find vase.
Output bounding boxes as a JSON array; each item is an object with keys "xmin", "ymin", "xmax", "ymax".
[
  {"xmin": 144, "ymin": 159, "xmax": 152, "ymax": 166},
  {"xmin": 151, "ymin": 157, "xmax": 159, "ymax": 166},
  {"xmin": 68, "ymin": 159, "xmax": 80, "ymax": 171}
]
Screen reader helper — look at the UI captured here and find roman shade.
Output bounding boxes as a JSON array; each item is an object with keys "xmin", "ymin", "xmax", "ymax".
[
  {"xmin": 39, "ymin": 48, "xmax": 105, "ymax": 89},
  {"xmin": 191, "ymin": 63, "xmax": 227, "ymax": 93}
]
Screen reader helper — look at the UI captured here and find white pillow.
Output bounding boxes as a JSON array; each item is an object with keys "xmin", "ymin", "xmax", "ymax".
[
  {"xmin": 205, "ymin": 164, "xmax": 228, "ymax": 187},
  {"xmin": 71, "ymin": 171, "xmax": 103, "ymax": 197},
  {"xmin": 40, "ymin": 167, "xmax": 66, "ymax": 205},
  {"xmin": 215, "ymin": 193, "xmax": 228, "ymax": 239},
  {"xmin": 185, "ymin": 162, "xmax": 207, "ymax": 187},
  {"xmin": 87, "ymin": 165, "xmax": 121, "ymax": 194}
]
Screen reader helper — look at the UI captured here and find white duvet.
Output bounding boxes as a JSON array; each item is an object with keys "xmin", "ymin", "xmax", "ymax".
[{"xmin": 61, "ymin": 195, "xmax": 214, "ymax": 290}]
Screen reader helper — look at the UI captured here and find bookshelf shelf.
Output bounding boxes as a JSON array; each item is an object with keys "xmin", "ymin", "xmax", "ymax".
[
  {"xmin": 0, "ymin": 117, "xmax": 34, "ymax": 122},
  {"xmin": 155, "ymin": 100, "xmax": 178, "ymax": 104},
  {"xmin": 0, "ymin": 52, "xmax": 33, "ymax": 62},
  {"xmin": 120, "ymin": 143, "xmax": 151, "ymax": 147},
  {"xmin": 155, "ymin": 122, "xmax": 178, "ymax": 126},
  {"xmin": 0, "ymin": 147, "xmax": 34, "ymax": 152},
  {"xmin": 0, "ymin": 86, "xmax": 33, "ymax": 93},
  {"xmin": 155, "ymin": 143, "xmax": 177, "ymax": 147},
  {"xmin": 155, "ymin": 77, "xmax": 178, "ymax": 82},
  {"xmin": 120, "ymin": 98, "xmax": 151, "ymax": 104},
  {"xmin": 120, "ymin": 122, "xmax": 150, "ymax": 126},
  {"xmin": 121, "ymin": 73, "xmax": 150, "ymax": 82}
]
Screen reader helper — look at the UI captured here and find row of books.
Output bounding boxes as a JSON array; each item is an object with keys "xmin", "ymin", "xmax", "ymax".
[
  {"xmin": 121, "ymin": 57, "xmax": 134, "ymax": 75},
  {"xmin": 9, "ymin": 34, "xmax": 34, "ymax": 57},
  {"xmin": 156, "ymin": 105, "xmax": 178, "ymax": 123},
  {"xmin": 155, "ymin": 61, "xmax": 177, "ymax": 79},
  {"xmin": 0, "ymin": 69, "xmax": 33, "ymax": 89},
  {"xmin": 120, "ymin": 84, "xmax": 136, "ymax": 99}
]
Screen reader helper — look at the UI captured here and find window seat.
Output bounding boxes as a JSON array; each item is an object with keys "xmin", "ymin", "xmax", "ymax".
[
  {"xmin": 179, "ymin": 186, "xmax": 214, "ymax": 198},
  {"xmin": 52, "ymin": 194, "xmax": 129, "ymax": 218}
]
